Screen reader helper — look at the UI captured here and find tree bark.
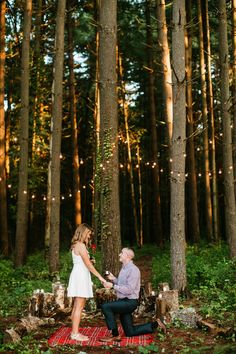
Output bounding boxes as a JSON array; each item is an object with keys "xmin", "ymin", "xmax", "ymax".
[
  {"xmin": 47, "ymin": 0, "xmax": 66, "ymax": 273},
  {"xmin": 98, "ymin": 0, "xmax": 121, "ymax": 274},
  {"xmin": 197, "ymin": 0, "xmax": 213, "ymax": 242},
  {"xmin": 204, "ymin": 0, "xmax": 220, "ymax": 242},
  {"xmin": 185, "ymin": 0, "xmax": 200, "ymax": 244},
  {"xmin": 219, "ymin": 0, "xmax": 236, "ymax": 258},
  {"xmin": 0, "ymin": 0, "xmax": 8, "ymax": 256},
  {"xmin": 232, "ymin": 0, "xmax": 236, "ymax": 196},
  {"xmin": 156, "ymin": 0, "xmax": 173, "ymax": 147},
  {"xmin": 93, "ymin": 1, "xmax": 101, "ymax": 242},
  {"xmin": 146, "ymin": 0, "xmax": 163, "ymax": 245},
  {"xmin": 170, "ymin": 0, "xmax": 187, "ymax": 291},
  {"xmin": 67, "ymin": 2, "xmax": 82, "ymax": 227},
  {"xmin": 15, "ymin": 0, "xmax": 32, "ymax": 267},
  {"xmin": 118, "ymin": 52, "xmax": 140, "ymax": 245}
]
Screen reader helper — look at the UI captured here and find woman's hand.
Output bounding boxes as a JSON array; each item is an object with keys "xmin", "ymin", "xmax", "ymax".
[
  {"xmin": 104, "ymin": 281, "xmax": 113, "ymax": 289},
  {"xmin": 99, "ymin": 276, "xmax": 107, "ymax": 284}
]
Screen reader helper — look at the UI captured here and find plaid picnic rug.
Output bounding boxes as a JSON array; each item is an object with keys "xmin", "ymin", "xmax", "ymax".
[{"xmin": 48, "ymin": 326, "xmax": 154, "ymax": 347}]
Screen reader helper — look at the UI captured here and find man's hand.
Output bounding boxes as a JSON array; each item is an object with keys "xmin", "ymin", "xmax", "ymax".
[
  {"xmin": 106, "ymin": 272, "xmax": 115, "ymax": 281},
  {"xmin": 104, "ymin": 281, "xmax": 113, "ymax": 289}
]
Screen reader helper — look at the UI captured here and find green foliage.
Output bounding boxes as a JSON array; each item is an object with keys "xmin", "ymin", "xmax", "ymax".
[
  {"xmin": 138, "ymin": 343, "xmax": 159, "ymax": 353},
  {"xmin": 0, "ymin": 333, "xmax": 54, "ymax": 353},
  {"xmin": 0, "ymin": 254, "xmax": 52, "ymax": 317},
  {"xmin": 0, "ymin": 248, "xmax": 104, "ymax": 317},
  {"xmin": 186, "ymin": 245, "xmax": 236, "ymax": 323},
  {"xmin": 151, "ymin": 243, "xmax": 236, "ymax": 324},
  {"xmin": 151, "ymin": 245, "xmax": 172, "ymax": 286}
]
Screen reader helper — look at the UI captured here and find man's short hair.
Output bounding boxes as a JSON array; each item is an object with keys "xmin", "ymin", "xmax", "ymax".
[{"xmin": 123, "ymin": 247, "xmax": 134, "ymax": 259}]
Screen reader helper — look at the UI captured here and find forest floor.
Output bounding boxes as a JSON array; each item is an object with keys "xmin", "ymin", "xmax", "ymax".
[{"xmin": 0, "ymin": 255, "xmax": 235, "ymax": 354}]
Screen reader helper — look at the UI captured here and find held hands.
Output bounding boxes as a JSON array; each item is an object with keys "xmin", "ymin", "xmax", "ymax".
[{"xmin": 103, "ymin": 281, "xmax": 113, "ymax": 289}]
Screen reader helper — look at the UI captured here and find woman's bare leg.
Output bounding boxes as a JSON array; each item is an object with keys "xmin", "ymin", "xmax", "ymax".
[{"xmin": 71, "ymin": 297, "xmax": 88, "ymax": 338}]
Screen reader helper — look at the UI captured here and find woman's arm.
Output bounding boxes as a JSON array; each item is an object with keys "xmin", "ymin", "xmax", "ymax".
[{"xmin": 76, "ymin": 243, "xmax": 106, "ymax": 284}]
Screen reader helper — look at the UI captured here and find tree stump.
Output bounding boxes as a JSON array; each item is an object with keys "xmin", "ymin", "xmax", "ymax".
[
  {"xmin": 52, "ymin": 281, "xmax": 66, "ymax": 309},
  {"xmin": 158, "ymin": 282, "xmax": 170, "ymax": 292},
  {"xmin": 29, "ymin": 281, "xmax": 70, "ymax": 317},
  {"xmin": 156, "ymin": 284, "xmax": 179, "ymax": 319},
  {"xmin": 95, "ymin": 288, "xmax": 116, "ymax": 308},
  {"xmin": 144, "ymin": 282, "xmax": 153, "ymax": 297},
  {"xmin": 29, "ymin": 290, "xmax": 46, "ymax": 317}
]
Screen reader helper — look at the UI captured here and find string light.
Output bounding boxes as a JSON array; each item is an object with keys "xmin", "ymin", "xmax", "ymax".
[{"xmin": 5, "ymin": 165, "xmax": 226, "ymax": 201}]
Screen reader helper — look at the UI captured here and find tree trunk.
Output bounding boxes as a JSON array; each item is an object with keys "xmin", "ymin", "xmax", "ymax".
[
  {"xmin": 136, "ymin": 145, "xmax": 144, "ymax": 246},
  {"xmin": 48, "ymin": 0, "xmax": 66, "ymax": 273},
  {"xmin": 197, "ymin": 0, "xmax": 213, "ymax": 242},
  {"xmin": 185, "ymin": 0, "xmax": 200, "ymax": 244},
  {"xmin": 118, "ymin": 52, "xmax": 140, "ymax": 245},
  {"xmin": 170, "ymin": 0, "xmax": 187, "ymax": 291},
  {"xmin": 146, "ymin": 0, "xmax": 163, "ymax": 245},
  {"xmin": 98, "ymin": 0, "xmax": 121, "ymax": 274},
  {"xmin": 219, "ymin": 0, "xmax": 236, "ymax": 258},
  {"xmin": 232, "ymin": 0, "xmax": 236, "ymax": 196},
  {"xmin": 94, "ymin": 9, "xmax": 101, "ymax": 242},
  {"xmin": 67, "ymin": 2, "xmax": 82, "ymax": 227},
  {"xmin": 156, "ymin": 0, "xmax": 173, "ymax": 147},
  {"xmin": 203, "ymin": 0, "xmax": 220, "ymax": 242},
  {"xmin": 15, "ymin": 0, "xmax": 32, "ymax": 267},
  {"xmin": 0, "ymin": 0, "xmax": 8, "ymax": 256}
]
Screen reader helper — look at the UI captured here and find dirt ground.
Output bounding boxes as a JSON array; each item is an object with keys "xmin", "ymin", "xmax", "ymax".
[{"xmin": 0, "ymin": 256, "xmax": 235, "ymax": 353}]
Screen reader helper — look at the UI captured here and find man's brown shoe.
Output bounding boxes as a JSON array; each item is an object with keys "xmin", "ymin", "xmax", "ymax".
[
  {"xmin": 156, "ymin": 318, "xmax": 167, "ymax": 334},
  {"xmin": 99, "ymin": 335, "xmax": 122, "ymax": 342}
]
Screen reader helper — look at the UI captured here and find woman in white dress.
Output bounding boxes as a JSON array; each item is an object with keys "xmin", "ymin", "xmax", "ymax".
[{"xmin": 67, "ymin": 223, "xmax": 106, "ymax": 341}]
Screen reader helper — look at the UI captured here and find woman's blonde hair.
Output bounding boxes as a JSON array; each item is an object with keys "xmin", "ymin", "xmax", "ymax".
[{"xmin": 70, "ymin": 223, "xmax": 93, "ymax": 249}]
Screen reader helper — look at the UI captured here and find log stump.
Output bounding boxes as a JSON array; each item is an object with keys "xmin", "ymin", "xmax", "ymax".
[
  {"xmin": 156, "ymin": 284, "xmax": 179, "ymax": 319},
  {"xmin": 3, "ymin": 316, "xmax": 55, "ymax": 344},
  {"xmin": 95, "ymin": 288, "xmax": 116, "ymax": 308},
  {"xmin": 29, "ymin": 281, "xmax": 70, "ymax": 317}
]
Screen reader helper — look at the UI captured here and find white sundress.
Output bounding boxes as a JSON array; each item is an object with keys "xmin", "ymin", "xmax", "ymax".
[{"xmin": 67, "ymin": 250, "xmax": 93, "ymax": 298}]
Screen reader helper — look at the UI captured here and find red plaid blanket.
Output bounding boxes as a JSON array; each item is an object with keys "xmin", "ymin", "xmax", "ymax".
[{"xmin": 48, "ymin": 326, "xmax": 154, "ymax": 347}]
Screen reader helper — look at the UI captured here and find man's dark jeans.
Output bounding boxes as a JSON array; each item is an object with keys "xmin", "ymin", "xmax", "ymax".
[{"xmin": 101, "ymin": 298, "xmax": 153, "ymax": 337}]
